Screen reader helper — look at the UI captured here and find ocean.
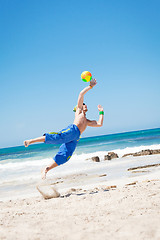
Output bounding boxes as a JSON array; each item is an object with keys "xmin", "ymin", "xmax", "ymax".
[{"xmin": 0, "ymin": 128, "xmax": 160, "ymax": 200}]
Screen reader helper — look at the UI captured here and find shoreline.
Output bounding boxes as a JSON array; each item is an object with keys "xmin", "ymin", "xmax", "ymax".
[{"xmin": 1, "ymin": 153, "xmax": 160, "ymax": 202}]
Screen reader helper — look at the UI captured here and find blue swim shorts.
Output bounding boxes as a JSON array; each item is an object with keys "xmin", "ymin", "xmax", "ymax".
[{"xmin": 44, "ymin": 124, "xmax": 80, "ymax": 165}]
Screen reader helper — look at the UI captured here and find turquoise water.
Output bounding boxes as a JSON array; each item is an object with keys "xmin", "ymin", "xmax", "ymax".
[
  {"xmin": 0, "ymin": 128, "xmax": 160, "ymax": 162},
  {"xmin": 0, "ymin": 128, "xmax": 160, "ymax": 200}
]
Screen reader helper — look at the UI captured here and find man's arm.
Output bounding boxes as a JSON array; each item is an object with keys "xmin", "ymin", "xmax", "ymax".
[
  {"xmin": 87, "ymin": 105, "xmax": 104, "ymax": 127},
  {"xmin": 77, "ymin": 79, "xmax": 97, "ymax": 109}
]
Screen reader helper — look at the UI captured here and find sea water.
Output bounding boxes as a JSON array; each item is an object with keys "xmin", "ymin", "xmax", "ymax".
[{"xmin": 0, "ymin": 128, "xmax": 160, "ymax": 200}]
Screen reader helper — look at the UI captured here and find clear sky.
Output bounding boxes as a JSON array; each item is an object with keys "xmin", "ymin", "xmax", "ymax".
[{"xmin": 0, "ymin": 0, "xmax": 160, "ymax": 148}]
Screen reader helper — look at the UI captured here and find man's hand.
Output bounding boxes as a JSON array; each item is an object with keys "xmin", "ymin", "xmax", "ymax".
[
  {"xmin": 90, "ymin": 78, "xmax": 97, "ymax": 87},
  {"xmin": 87, "ymin": 104, "xmax": 104, "ymax": 127},
  {"xmin": 98, "ymin": 104, "xmax": 104, "ymax": 111}
]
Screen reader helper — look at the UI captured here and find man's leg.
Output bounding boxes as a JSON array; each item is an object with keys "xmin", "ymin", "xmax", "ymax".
[
  {"xmin": 41, "ymin": 160, "xmax": 58, "ymax": 180},
  {"xmin": 41, "ymin": 140, "xmax": 78, "ymax": 180},
  {"xmin": 24, "ymin": 136, "xmax": 45, "ymax": 147}
]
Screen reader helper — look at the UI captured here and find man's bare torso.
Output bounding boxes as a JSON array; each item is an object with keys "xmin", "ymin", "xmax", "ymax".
[{"xmin": 73, "ymin": 109, "xmax": 88, "ymax": 134}]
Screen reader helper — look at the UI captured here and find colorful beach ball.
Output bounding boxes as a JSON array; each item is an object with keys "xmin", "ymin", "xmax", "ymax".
[{"xmin": 81, "ymin": 71, "xmax": 92, "ymax": 82}]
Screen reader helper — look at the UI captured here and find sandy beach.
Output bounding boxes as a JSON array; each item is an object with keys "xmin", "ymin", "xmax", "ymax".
[
  {"xmin": 1, "ymin": 176, "xmax": 160, "ymax": 240},
  {"xmin": 1, "ymin": 146, "xmax": 160, "ymax": 240}
]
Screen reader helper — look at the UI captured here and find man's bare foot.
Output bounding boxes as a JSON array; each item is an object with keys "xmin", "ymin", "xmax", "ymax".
[
  {"xmin": 24, "ymin": 140, "xmax": 30, "ymax": 147},
  {"xmin": 41, "ymin": 167, "xmax": 49, "ymax": 180}
]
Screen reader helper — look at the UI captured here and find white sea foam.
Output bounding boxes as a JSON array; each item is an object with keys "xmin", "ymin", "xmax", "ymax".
[
  {"xmin": 0, "ymin": 144, "xmax": 160, "ymax": 187},
  {"xmin": 0, "ymin": 143, "xmax": 160, "ymax": 170},
  {"xmin": 0, "ymin": 157, "xmax": 52, "ymax": 170}
]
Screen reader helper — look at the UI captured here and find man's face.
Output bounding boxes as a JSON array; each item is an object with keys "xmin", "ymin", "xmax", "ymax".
[{"xmin": 83, "ymin": 103, "xmax": 88, "ymax": 112}]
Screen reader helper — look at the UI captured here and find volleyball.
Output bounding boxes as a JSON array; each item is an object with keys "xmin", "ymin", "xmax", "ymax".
[{"xmin": 81, "ymin": 71, "xmax": 92, "ymax": 82}]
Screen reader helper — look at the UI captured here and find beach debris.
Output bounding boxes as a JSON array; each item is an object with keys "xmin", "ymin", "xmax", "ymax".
[
  {"xmin": 128, "ymin": 163, "xmax": 160, "ymax": 171},
  {"xmin": 99, "ymin": 174, "xmax": 107, "ymax": 177},
  {"xmin": 61, "ymin": 185, "xmax": 118, "ymax": 198},
  {"xmin": 125, "ymin": 181, "xmax": 138, "ymax": 186},
  {"xmin": 142, "ymin": 179, "xmax": 159, "ymax": 183},
  {"xmin": 51, "ymin": 180, "xmax": 64, "ymax": 185},
  {"xmin": 104, "ymin": 152, "xmax": 119, "ymax": 160},
  {"xmin": 101, "ymin": 185, "xmax": 117, "ymax": 191},
  {"xmin": 91, "ymin": 156, "xmax": 100, "ymax": 162},
  {"xmin": 122, "ymin": 149, "xmax": 160, "ymax": 158},
  {"xmin": 70, "ymin": 188, "xmax": 77, "ymax": 192},
  {"xmin": 152, "ymin": 149, "xmax": 160, "ymax": 154},
  {"xmin": 36, "ymin": 183, "xmax": 60, "ymax": 199},
  {"xmin": 89, "ymin": 190, "xmax": 98, "ymax": 194}
]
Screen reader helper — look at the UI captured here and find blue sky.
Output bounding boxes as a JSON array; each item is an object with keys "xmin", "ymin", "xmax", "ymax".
[{"xmin": 0, "ymin": 0, "xmax": 160, "ymax": 148}]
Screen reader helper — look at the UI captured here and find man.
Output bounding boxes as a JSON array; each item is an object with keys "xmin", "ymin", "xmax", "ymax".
[{"xmin": 24, "ymin": 78, "xmax": 104, "ymax": 179}]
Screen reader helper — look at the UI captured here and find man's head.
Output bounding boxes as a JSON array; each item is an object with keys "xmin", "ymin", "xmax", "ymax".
[{"xmin": 73, "ymin": 103, "xmax": 88, "ymax": 112}]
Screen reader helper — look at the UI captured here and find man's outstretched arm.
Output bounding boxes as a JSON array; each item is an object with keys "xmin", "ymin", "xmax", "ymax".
[
  {"xmin": 77, "ymin": 79, "xmax": 97, "ymax": 109},
  {"xmin": 87, "ymin": 105, "xmax": 104, "ymax": 127}
]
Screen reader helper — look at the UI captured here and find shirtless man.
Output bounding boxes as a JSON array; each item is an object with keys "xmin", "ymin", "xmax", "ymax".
[{"xmin": 24, "ymin": 78, "xmax": 104, "ymax": 179}]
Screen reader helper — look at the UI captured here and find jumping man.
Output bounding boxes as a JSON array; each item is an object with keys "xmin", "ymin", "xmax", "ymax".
[{"xmin": 24, "ymin": 78, "xmax": 104, "ymax": 179}]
